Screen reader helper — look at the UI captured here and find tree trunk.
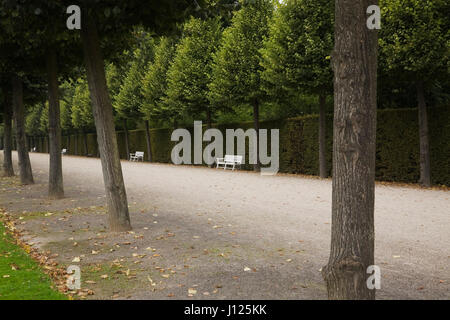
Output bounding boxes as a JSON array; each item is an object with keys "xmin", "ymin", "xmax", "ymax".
[
  {"xmin": 322, "ymin": 0, "xmax": 378, "ymax": 300},
  {"xmin": 2, "ymin": 91, "xmax": 14, "ymax": 177},
  {"xmin": 417, "ymin": 81, "xmax": 431, "ymax": 187},
  {"xmin": 123, "ymin": 119, "xmax": 130, "ymax": 160},
  {"xmin": 46, "ymin": 48, "xmax": 64, "ymax": 199},
  {"xmin": 253, "ymin": 99, "xmax": 260, "ymax": 172},
  {"xmin": 319, "ymin": 93, "xmax": 327, "ymax": 178},
  {"xmin": 206, "ymin": 109, "xmax": 212, "ymax": 129},
  {"xmin": 12, "ymin": 75, "xmax": 34, "ymax": 185},
  {"xmin": 67, "ymin": 135, "xmax": 71, "ymax": 154},
  {"xmin": 83, "ymin": 130, "xmax": 89, "ymax": 156},
  {"xmin": 74, "ymin": 134, "xmax": 78, "ymax": 155},
  {"xmin": 144, "ymin": 120, "xmax": 152, "ymax": 162},
  {"xmin": 81, "ymin": 9, "xmax": 131, "ymax": 231}
]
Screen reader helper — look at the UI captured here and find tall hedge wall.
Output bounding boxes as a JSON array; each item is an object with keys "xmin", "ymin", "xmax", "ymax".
[{"xmin": 29, "ymin": 107, "xmax": 449, "ymax": 186}]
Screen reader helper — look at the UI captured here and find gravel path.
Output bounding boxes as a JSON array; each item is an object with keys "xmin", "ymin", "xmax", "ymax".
[{"xmin": 2, "ymin": 151, "xmax": 449, "ymax": 299}]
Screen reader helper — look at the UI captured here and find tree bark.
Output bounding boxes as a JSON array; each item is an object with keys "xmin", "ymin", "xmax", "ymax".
[
  {"xmin": 123, "ymin": 119, "xmax": 130, "ymax": 160},
  {"xmin": 417, "ymin": 81, "xmax": 431, "ymax": 187},
  {"xmin": 81, "ymin": 9, "xmax": 131, "ymax": 231},
  {"xmin": 75, "ymin": 134, "xmax": 79, "ymax": 155},
  {"xmin": 319, "ymin": 93, "xmax": 327, "ymax": 178},
  {"xmin": 253, "ymin": 99, "xmax": 260, "ymax": 172},
  {"xmin": 144, "ymin": 120, "xmax": 152, "ymax": 162},
  {"xmin": 322, "ymin": 0, "xmax": 378, "ymax": 300},
  {"xmin": 12, "ymin": 75, "xmax": 34, "ymax": 184},
  {"xmin": 46, "ymin": 48, "xmax": 64, "ymax": 199},
  {"xmin": 67, "ymin": 135, "xmax": 71, "ymax": 154},
  {"xmin": 83, "ymin": 130, "xmax": 89, "ymax": 156},
  {"xmin": 2, "ymin": 91, "xmax": 14, "ymax": 177}
]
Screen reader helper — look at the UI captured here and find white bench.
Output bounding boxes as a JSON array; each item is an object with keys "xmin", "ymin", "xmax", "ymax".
[
  {"xmin": 130, "ymin": 151, "xmax": 144, "ymax": 162},
  {"xmin": 61, "ymin": 148, "xmax": 67, "ymax": 155},
  {"xmin": 216, "ymin": 155, "xmax": 243, "ymax": 171}
]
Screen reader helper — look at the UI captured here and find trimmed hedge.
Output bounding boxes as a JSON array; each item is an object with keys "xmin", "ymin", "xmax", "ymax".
[{"xmin": 30, "ymin": 107, "xmax": 449, "ymax": 186}]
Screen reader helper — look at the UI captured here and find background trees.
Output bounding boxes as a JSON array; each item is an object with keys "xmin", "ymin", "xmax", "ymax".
[
  {"xmin": 209, "ymin": 0, "xmax": 273, "ymax": 171},
  {"xmin": 164, "ymin": 17, "xmax": 222, "ymax": 128},
  {"xmin": 261, "ymin": 0, "xmax": 334, "ymax": 178},
  {"xmin": 141, "ymin": 37, "xmax": 177, "ymax": 126},
  {"xmin": 379, "ymin": 0, "xmax": 449, "ymax": 187}
]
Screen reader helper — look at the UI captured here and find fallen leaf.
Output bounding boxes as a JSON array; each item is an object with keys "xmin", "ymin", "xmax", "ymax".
[{"xmin": 188, "ymin": 288, "xmax": 197, "ymax": 295}]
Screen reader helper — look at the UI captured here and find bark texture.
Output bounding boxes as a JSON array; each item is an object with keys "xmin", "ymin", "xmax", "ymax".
[
  {"xmin": 319, "ymin": 93, "xmax": 327, "ymax": 178},
  {"xmin": 81, "ymin": 10, "xmax": 131, "ymax": 231},
  {"xmin": 2, "ymin": 90, "xmax": 14, "ymax": 176},
  {"xmin": 144, "ymin": 120, "xmax": 152, "ymax": 162},
  {"xmin": 322, "ymin": 0, "xmax": 378, "ymax": 300},
  {"xmin": 417, "ymin": 81, "xmax": 431, "ymax": 187},
  {"xmin": 12, "ymin": 75, "xmax": 34, "ymax": 184},
  {"xmin": 46, "ymin": 48, "xmax": 64, "ymax": 199},
  {"xmin": 253, "ymin": 99, "xmax": 260, "ymax": 172}
]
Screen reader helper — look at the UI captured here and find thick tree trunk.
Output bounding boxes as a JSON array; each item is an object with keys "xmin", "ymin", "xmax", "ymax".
[
  {"xmin": 2, "ymin": 92, "xmax": 14, "ymax": 177},
  {"xmin": 81, "ymin": 10, "xmax": 131, "ymax": 231},
  {"xmin": 12, "ymin": 75, "xmax": 34, "ymax": 184},
  {"xmin": 253, "ymin": 99, "xmax": 260, "ymax": 172},
  {"xmin": 83, "ymin": 131, "xmax": 89, "ymax": 156},
  {"xmin": 123, "ymin": 119, "xmax": 130, "ymax": 160},
  {"xmin": 319, "ymin": 93, "xmax": 327, "ymax": 178},
  {"xmin": 417, "ymin": 81, "xmax": 431, "ymax": 187},
  {"xmin": 46, "ymin": 48, "xmax": 64, "ymax": 199},
  {"xmin": 144, "ymin": 120, "xmax": 152, "ymax": 162},
  {"xmin": 322, "ymin": 0, "xmax": 378, "ymax": 300}
]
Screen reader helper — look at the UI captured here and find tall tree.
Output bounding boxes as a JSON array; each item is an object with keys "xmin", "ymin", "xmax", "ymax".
[
  {"xmin": 114, "ymin": 37, "xmax": 155, "ymax": 160},
  {"xmin": 261, "ymin": 0, "xmax": 334, "ymax": 178},
  {"xmin": 379, "ymin": 0, "xmax": 449, "ymax": 187},
  {"xmin": 164, "ymin": 17, "xmax": 222, "ymax": 129},
  {"xmin": 46, "ymin": 48, "xmax": 64, "ymax": 198},
  {"xmin": 141, "ymin": 37, "xmax": 177, "ymax": 131},
  {"xmin": 12, "ymin": 75, "xmax": 34, "ymax": 184},
  {"xmin": 71, "ymin": 77, "xmax": 94, "ymax": 156},
  {"xmin": 322, "ymin": 0, "xmax": 378, "ymax": 299},
  {"xmin": 209, "ymin": 0, "xmax": 273, "ymax": 171}
]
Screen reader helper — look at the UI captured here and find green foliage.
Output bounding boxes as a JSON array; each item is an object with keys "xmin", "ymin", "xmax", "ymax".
[
  {"xmin": 141, "ymin": 37, "xmax": 177, "ymax": 122},
  {"xmin": 209, "ymin": 0, "xmax": 273, "ymax": 108},
  {"xmin": 114, "ymin": 36, "xmax": 155, "ymax": 124},
  {"xmin": 261, "ymin": 0, "xmax": 334, "ymax": 102},
  {"xmin": 70, "ymin": 78, "xmax": 94, "ymax": 131},
  {"xmin": 25, "ymin": 103, "xmax": 45, "ymax": 136},
  {"xmin": 164, "ymin": 17, "xmax": 223, "ymax": 122},
  {"xmin": 379, "ymin": 0, "xmax": 449, "ymax": 83}
]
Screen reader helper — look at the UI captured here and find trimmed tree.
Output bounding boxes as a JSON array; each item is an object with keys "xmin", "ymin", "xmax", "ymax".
[
  {"xmin": 141, "ymin": 37, "xmax": 177, "ymax": 129},
  {"xmin": 261, "ymin": 0, "xmax": 334, "ymax": 178},
  {"xmin": 164, "ymin": 17, "xmax": 222, "ymax": 129},
  {"xmin": 209, "ymin": 0, "xmax": 273, "ymax": 171},
  {"xmin": 379, "ymin": 0, "xmax": 449, "ymax": 187}
]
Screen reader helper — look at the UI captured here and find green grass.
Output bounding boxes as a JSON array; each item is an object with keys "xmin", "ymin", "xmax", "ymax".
[{"xmin": 0, "ymin": 221, "xmax": 67, "ymax": 300}]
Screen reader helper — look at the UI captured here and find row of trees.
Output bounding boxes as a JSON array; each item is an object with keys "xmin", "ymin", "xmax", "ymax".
[
  {"xmin": 24, "ymin": 0, "xmax": 449, "ymax": 183},
  {"xmin": 0, "ymin": 0, "xmax": 449, "ymax": 299}
]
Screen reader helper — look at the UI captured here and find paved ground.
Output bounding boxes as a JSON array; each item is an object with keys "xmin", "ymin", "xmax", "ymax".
[{"xmin": 1, "ymin": 151, "xmax": 449, "ymax": 299}]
